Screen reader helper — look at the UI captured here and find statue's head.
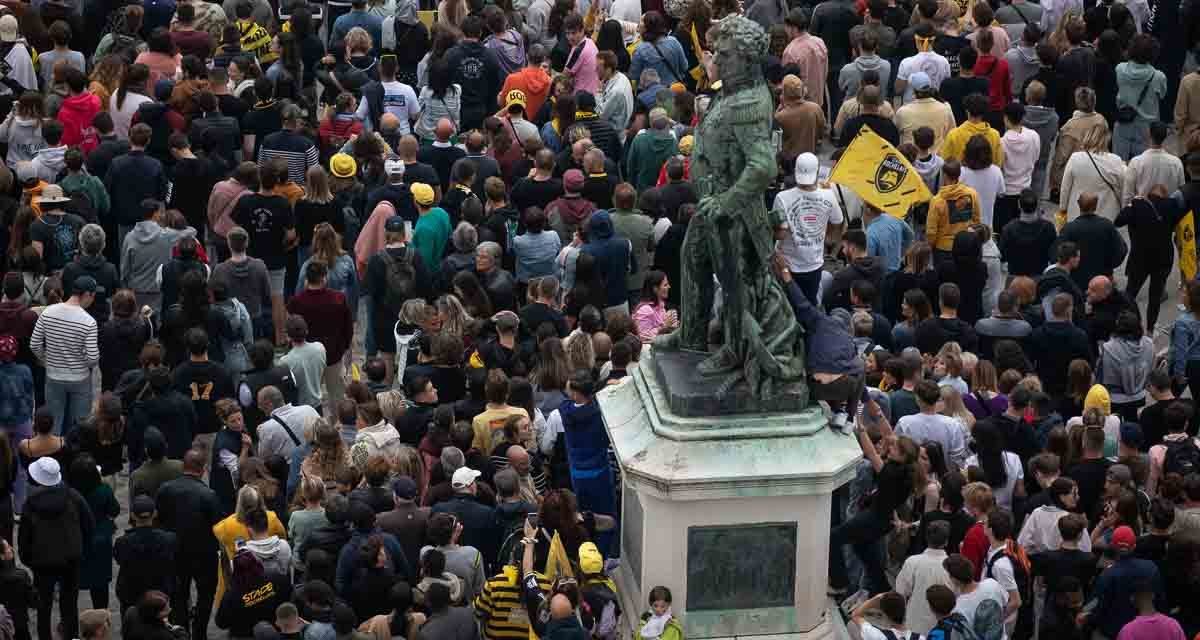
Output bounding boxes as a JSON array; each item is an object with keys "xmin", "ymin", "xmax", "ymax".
[{"xmin": 709, "ymin": 15, "xmax": 768, "ymax": 89}]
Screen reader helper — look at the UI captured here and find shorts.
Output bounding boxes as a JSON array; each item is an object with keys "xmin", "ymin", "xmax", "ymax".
[{"xmin": 268, "ymin": 269, "xmax": 286, "ymax": 296}]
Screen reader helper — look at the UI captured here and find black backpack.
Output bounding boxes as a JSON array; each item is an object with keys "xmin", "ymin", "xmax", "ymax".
[
  {"xmin": 985, "ymin": 548, "xmax": 1034, "ymax": 640},
  {"xmin": 22, "ymin": 488, "xmax": 83, "ymax": 567},
  {"xmin": 1163, "ymin": 438, "xmax": 1200, "ymax": 476},
  {"xmin": 380, "ymin": 249, "xmax": 417, "ymax": 311}
]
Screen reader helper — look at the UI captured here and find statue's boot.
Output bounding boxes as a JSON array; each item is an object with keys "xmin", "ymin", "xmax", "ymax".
[{"xmin": 697, "ymin": 345, "xmax": 739, "ymax": 376}]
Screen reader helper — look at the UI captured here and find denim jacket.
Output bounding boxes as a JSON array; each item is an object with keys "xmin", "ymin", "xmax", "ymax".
[{"xmin": 1170, "ymin": 310, "xmax": 1200, "ymax": 376}]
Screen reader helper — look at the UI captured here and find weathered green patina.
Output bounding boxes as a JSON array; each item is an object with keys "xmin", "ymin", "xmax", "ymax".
[{"xmin": 653, "ymin": 15, "xmax": 808, "ymax": 402}]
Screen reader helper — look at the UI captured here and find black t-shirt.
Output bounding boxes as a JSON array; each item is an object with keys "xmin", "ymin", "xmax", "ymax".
[
  {"xmin": 511, "ymin": 177, "xmax": 564, "ymax": 214},
  {"xmin": 30, "ymin": 211, "xmax": 86, "ymax": 272},
  {"xmin": 520, "ymin": 302, "xmax": 568, "ymax": 338},
  {"xmin": 1030, "ymin": 548, "xmax": 1097, "ymax": 597},
  {"xmin": 172, "ymin": 359, "xmax": 236, "ymax": 435},
  {"xmin": 871, "ymin": 460, "xmax": 913, "ymax": 517},
  {"xmin": 242, "ymin": 100, "xmax": 284, "ymax": 158},
  {"xmin": 403, "ymin": 161, "xmax": 441, "ymax": 193},
  {"xmin": 1067, "ymin": 457, "xmax": 1112, "ymax": 528},
  {"xmin": 918, "ymin": 508, "xmax": 975, "ymax": 554},
  {"xmin": 840, "ymin": 114, "xmax": 900, "ymax": 147},
  {"xmin": 170, "ymin": 156, "xmax": 221, "ymax": 233},
  {"xmin": 294, "ymin": 199, "xmax": 344, "ymax": 248},
  {"xmin": 217, "ymin": 93, "xmax": 250, "ymax": 121},
  {"xmin": 417, "ymin": 144, "xmax": 467, "ymax": 191},
  {"xmin": 939, "ymin": 76, "xmax": 992, "ymax": 123},
  {"xmin": 231, "ymin": 193, "xmax": 296, "ymax": 270}
]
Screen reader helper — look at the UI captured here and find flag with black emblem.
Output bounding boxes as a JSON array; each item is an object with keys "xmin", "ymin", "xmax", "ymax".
[{"xmin": 828, "ymin": 126, "xmax": 933, "ymax": 218}]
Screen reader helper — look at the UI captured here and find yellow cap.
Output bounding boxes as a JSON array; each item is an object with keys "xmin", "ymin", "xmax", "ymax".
[
  {"xmin": 330, "ymin": 153, "xmax": 356, "ymax": 179},
  {"xmin": 505, "ymin": 89, "xmax": 527, "ymax": 110},
  {"xmin": 411, "ymin": 182, "xmax": 436, "ymax": 206},
  {"xmin": 578, "ymin": 542, "xmax": 603, "ymax": 574}
]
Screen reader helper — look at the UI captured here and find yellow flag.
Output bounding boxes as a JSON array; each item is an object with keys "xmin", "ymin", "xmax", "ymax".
[
  {"xmin": 828, "ymin": 127, "xmax": 934, "ymax": 218},
  {"xmin": 1177, "ymin": 210, "xmax": 1197, "ymax": 281}
]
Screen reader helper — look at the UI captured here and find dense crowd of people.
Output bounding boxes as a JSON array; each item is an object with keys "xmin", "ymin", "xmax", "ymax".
[{"xmin": 0, "ymin": 0, "xmax": 1197, "ymax": 639}]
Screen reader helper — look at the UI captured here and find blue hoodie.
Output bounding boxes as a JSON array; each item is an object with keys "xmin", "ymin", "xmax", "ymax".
[{"xmin": 581, "ymin": 211, "xmax": 635, "ymax": 307}]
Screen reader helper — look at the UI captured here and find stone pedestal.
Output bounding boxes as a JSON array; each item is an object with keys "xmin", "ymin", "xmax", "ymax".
[{"xmin": 599, "ymin": 349, "xmax": 861, "ymax": 640}]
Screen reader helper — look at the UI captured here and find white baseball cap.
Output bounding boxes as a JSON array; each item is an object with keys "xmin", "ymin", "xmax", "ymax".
[
  {"xmin": 451, "ymin": 467, "xmax": 482, "ymax": 489},
  {"xmin": 794, "ymin": 153, "xmax": 819, "ymax": 186},
  {"xmin": 29, "ymin": 457, "xmax": 62, "ymax": 487}
]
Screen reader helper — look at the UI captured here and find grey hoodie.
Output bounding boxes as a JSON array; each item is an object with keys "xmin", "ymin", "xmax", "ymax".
[
  {"xmin": 211, "ymin": 257, "xmax": 272, "ymax": 320},
  {"xmin": 0, "ymin": 116, "xmax": 44, "ymax": 165},
  {"xmin": 1099, "ymin": 335, "xmax": 1154, "ymax": 404},
  {"xmin": 245, "ymin": 536, "xmax": 293, "ymax": 577},
  {"xmin": 839, "ymin": 55, "xmax": 892, "ymax": 100},
  {"xmin": 914, "ymin": 154, "xmax": 944, "ymax": 193},
  {"xmin": 1004, "ymin": 44, "xmax": 1039, "ymax": 97},
  {"xmin": 31, "ymin": 145, "xmax": 66, "ymax": 183},
  {"xmin": 121, "ymin": 221, "xmax": 183, "ymax": 294},
  {"xmin": 214, "ymin": 298, "xmax": 254, "ymax": 374},
  {"xmin": 1022, "ymin": 105, "xmax": 1059, "ymax": 193}
]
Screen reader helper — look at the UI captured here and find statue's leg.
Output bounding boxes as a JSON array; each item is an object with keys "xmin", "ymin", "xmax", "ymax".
[{"xmin": 654, "ymin": 216, "xmax": 713, "ymax": 351}]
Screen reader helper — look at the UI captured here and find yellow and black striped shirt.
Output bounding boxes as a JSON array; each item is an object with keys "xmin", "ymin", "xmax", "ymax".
[{"xmin": 475, "ymin": 566, "xmax": 550, "ymax": 640}]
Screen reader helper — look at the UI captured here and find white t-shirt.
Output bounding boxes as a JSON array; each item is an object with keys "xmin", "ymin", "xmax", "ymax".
[
  {"xmin": 953, "ymin": 578, "xmax": 1009, "ymax": 639},
  {"xmin": 984, "ymin": 547, "xmax": 1020, "ymax": 632},
  {"xmin": 357, "ymin": 80, "xmax": 421, "ymax": 133},
  {"xmin": 960, "ymin": 165, "xmax": 1005, "ymax": 229},
  {"xmin": 964, "ymin": 451, "xmax": 1024, "ymax": 511},
  {"xmin": 859, "ymin": 621, "xmax": 920, "ymax": 640},
  {"xmin": 896, "ymin": 51, "xmax": 952, "ymax": 104},
  {"xmin": 773, "ymin": 186, "xmax": 843, "ymax": 274}
]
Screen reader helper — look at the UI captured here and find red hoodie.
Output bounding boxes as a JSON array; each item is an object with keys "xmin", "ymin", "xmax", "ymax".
[
  {"xmin": 974, "ymin": 55, "xmax": 1013, "ymax": 113},
  {"xmin": 57, "ymin": 91, "xmax": 102, "ymax": 154}
]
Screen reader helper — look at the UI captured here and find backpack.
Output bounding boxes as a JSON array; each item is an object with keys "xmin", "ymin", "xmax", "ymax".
[
  {"xmin": 970, "ymin": 596, "xmax": 1005, "ymax": 640},
  {"xmin": 380, "ymin": 248, "xmax": 417, "ymax": 311},
  {"xmin": 929, "ymin": 612, "xmax": 979, "ymax": 640},
  {"xmin": 109, "ymin": 33, "xmax": 140, "ymax": 65},
  {"xmin": 1163, "ymin": 438, "xmax": 1200, "ymax": 476},
  {"xmin": 984, "ymin": 546, "xmax": 1034, "ymax": 640},
  {"xmin": 23, "ymin": 487, "xmax": 84, "ymax": 567}
]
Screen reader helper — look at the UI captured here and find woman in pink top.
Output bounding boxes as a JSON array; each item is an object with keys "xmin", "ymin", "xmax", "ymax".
[
  {"xmin": 134, "ymin": 28, "xmax": 183, "ymax": 89},
  {"xmin": 564, "ymin": 13, "xmax": 601, "ymax": 95},
  {"xmin": 632, "ymin": 270, "xmax": 678, "ymax": 343}
]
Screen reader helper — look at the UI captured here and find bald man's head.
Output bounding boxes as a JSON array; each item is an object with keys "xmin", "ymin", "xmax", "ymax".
[
  {"xmin": 435, "ymin": 118, "xmax": 455, "ymax": 142},
  {"xmin": 535, "ymin": 148, "xmax": 556, "ymax": 172},
  {"xmin": 583, "ymin": 148, "xmax": 605, "ymax": 173},
  {"xmin": 466, "ymin": 130, "xmax": 486, "ymax": 153},
  {"xmin": 380, "ymin": 112, "xmax": 401, "ymax": 134},
  {"xmin": 550, "ymin": 594, "xmax": 573, "ymax": 619},
  {"xmin": 1077, "ymin": 192, "xmax": 1099, "ymax": 214},
  {"xmin": 1087, "ymin": 275, "xmax": 1113, "ymax": 303},
  {"xmin": 506, "ymin": 445, "xmax": 530, "ymax": 474}
]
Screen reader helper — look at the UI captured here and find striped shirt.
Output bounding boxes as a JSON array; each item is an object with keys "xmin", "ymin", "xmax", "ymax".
[
  {"xmin": 258, "ymin": 130, "xmax": 319, "ymax": 185},
  {"xmin": 30, "ymin": 301, "xmax": 99, "ymax": 382},
  {"xmin": 475, "ymin": 566, "xmax": 550, "ymax": 640}
]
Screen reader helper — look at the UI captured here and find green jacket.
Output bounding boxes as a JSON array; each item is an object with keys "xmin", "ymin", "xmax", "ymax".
[
  {"xmin": 59, "ymin": 172, "xmax": 111, "ymax": 218},
  {"xmin": 625, "ymin": 129, "xmax": 678, "ymax": 192},
  {"xmin": 636, "ymin": 614, "xmax": 683, "ymax": 640}
]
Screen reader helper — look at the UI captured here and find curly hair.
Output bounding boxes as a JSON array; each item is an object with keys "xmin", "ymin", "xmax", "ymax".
[{"xmin": 712, "ymin": 14, "xmax": 768, "ymax": 66}]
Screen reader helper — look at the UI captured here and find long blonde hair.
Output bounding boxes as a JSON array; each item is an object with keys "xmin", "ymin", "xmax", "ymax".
[
  {"xmin": 436, "ymin": 294, "xmax": 473, "ymax": 339},
  {"xmin": 311, "ymin": 223, "xmax": 344, "ymax": 266},
  {"xmin": 304, "ymin": 165, "xmax": 334, "ymax": 204},
  {"xmin": 305, "ymin": 420, "xmax": 349, "ymax": 481},
  {"xmin": 939, "ymin": 386, "xmax": 976, "ymax": 430}
]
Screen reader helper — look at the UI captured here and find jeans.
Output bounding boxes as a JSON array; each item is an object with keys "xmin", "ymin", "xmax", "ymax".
[
  {"xmin": 365, "ymin": 295, "xmax": 376, "ymax": 356},
  {"xmin": 173, "ymin": 553, "xmax": 218, "ymax": 640},
  {"xmin": 793, "ymin": 269, "xmax": 823, "ymax": 307},
  {"xmin": 323, "ymin": 362, "xmax": 346, "ymax": 415},
  {"xmin": 1125, "ymin": 260, "xmax": 1171, "ymax": 332},
  {"xmin": 2, "ymin": 420, "xmax": 31, "ymax": 515},
  {"xmin": 828, "ymin": 509, "xmax": 892, "ymax": 595},
  {"xmin": 44, "ymin": 375, "xmax": 92, "ymax": 437},
  {"xmin": 1113, "ymin": 121, "xmax": 1149, "ymax": 161},
  {"xmin": 34, "ymin": 563, "xmax": 80, "ymax": 640}
]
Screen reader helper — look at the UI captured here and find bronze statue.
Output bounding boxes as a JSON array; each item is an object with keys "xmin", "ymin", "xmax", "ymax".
[{"xmin": 653, "ymin": 15, "xmax": 807, "ymax": 400}]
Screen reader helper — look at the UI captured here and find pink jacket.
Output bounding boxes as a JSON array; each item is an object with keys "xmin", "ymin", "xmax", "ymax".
[
  {"xmin": 207, "ymin": 179, "xmax": 249, "ymax": 238},
  {"xmin": 568, "ymin": 38, "xmax": 601, "ymax": 96},
  {"xmin": 633, "ymin": 300, "xmax": 667, "ymax": 343},
  {"xmin": 355, "ymin": 200, "xmax": 397, "ymax": 277}
]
